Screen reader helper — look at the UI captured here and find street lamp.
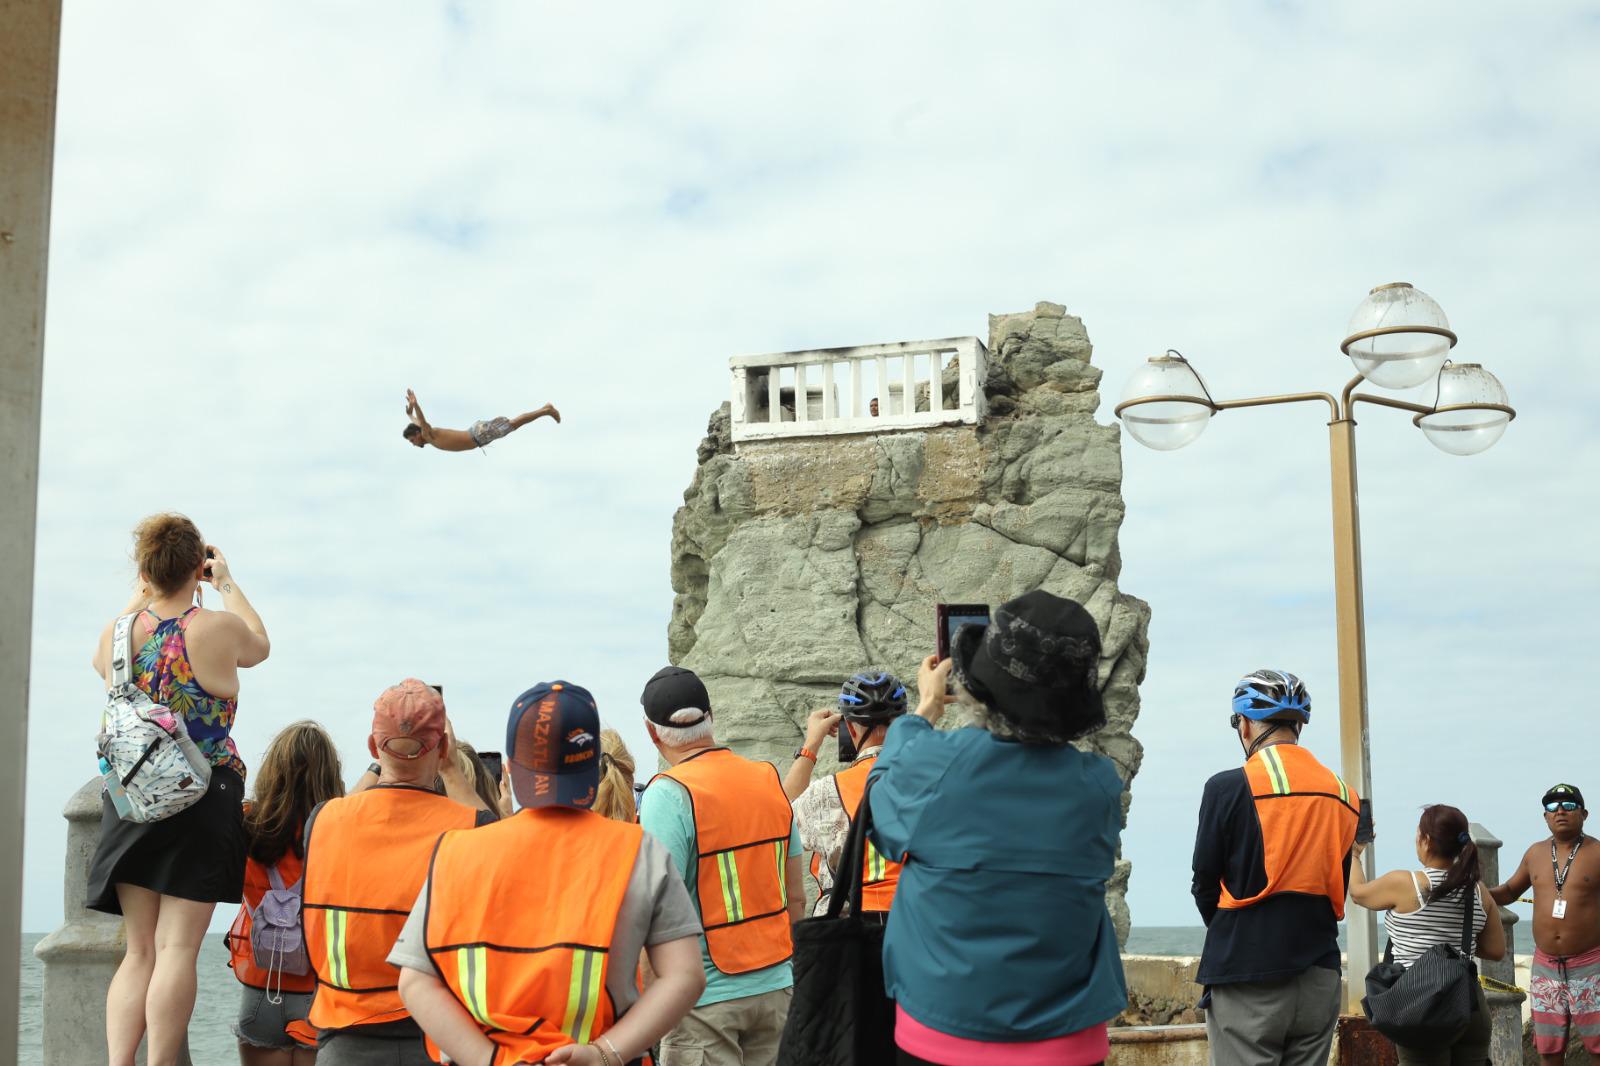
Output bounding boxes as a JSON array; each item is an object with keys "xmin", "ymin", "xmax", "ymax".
[{"xmin": 1114, "ymin": 283, "xmax": 1515, "ymax": 1010}]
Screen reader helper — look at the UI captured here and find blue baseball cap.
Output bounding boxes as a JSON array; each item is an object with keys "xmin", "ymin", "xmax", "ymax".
[{"xmin": 506, "ymin": 681, "xmax": 601, "ymax": 811}]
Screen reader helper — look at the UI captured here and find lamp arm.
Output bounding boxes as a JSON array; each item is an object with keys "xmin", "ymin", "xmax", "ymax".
[
  {"xmin": 1212, "ymin": 391, "xmax": 1340, "ymax": 421},
  {"xmin": 1348, "ymin": 393, "xmax": 1436, "ymax": 418}
]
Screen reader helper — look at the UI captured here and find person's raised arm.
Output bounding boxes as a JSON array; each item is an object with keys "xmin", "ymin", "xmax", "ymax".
[
  {"xmin": 783, "ymin": 709, "xmax": 840, "ymax": 801},
  {"xmin": 546, "ymin": 935, "xmax": 705, "ymax": 1066},
  {"xmin": 1347, "ymin": 845, "xmax": 1417, "ymax": 912},
  {"xmin": 206, "ymin": 547, "xmax": 270, "ymax": 667},
  {"xmin": 440, "ymin": 723, "xmax": 491, "ymax": 814},
  {"xmin": 1490, "ymin": 848, "xmax": 1532, "ymax": 906},
  {"xmin": 1476, "ymin": 882, "xmax": 1507, "ymax": 961}
]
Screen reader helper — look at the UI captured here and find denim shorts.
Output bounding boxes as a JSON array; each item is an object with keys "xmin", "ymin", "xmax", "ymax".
[{"xmin": 233, "ymin": 983, "xmax": 312, "ymax": 1049}]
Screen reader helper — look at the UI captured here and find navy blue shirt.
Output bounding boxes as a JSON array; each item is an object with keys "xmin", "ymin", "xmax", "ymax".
[{"xmin": 867, "ymin": 715, "xmax": 1128, "ymax": 1041}]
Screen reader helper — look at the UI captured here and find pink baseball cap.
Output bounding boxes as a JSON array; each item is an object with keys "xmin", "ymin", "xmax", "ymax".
[{"xmin": 371, "ymin": 678, "xmax": 446, "ymax": 759}]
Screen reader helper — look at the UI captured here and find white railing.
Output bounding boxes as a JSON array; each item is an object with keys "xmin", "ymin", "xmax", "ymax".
[{"xmin": 729, "ymin": 336, "xmax": 988, "ymax": 443}]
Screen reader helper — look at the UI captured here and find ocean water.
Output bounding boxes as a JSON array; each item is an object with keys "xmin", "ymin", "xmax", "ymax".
[{"xmin": 18, "ymin": 928, "xmax": 1219, "ymax": 1063}]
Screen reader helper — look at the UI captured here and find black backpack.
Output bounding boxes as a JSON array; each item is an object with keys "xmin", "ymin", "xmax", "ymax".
[{"xmin": 1361, "ymin": 884, "xmax": 1479, "ymax": 1047}]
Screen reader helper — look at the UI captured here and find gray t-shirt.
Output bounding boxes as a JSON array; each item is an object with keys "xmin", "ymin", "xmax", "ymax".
[{"xmin": 387, "ymin": 830, "xmax": 700, "ymax": 1014}]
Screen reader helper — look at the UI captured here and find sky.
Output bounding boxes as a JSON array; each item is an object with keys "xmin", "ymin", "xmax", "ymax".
[{"xmin": 21, "ymin": 1, "xmax": 1600, "ymax": 933}]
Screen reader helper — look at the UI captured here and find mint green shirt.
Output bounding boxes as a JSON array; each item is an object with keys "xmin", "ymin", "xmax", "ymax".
[{"xmin": 639, "ymin": 774, "xmax": 800, "ymax": 1007}]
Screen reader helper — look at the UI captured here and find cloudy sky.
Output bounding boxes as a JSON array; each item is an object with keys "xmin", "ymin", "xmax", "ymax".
[{"xmin": 23, "ymin": 2, "xmax": 1599, "ymax": 934}]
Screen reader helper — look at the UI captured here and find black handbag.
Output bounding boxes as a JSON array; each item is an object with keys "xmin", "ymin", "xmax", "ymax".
[
  {"xmin": 776, "ymin": 777, "xmax": 897, "ymax": 1066},
  {"xmin": 1361, "ymin": 883, "xmax": 1479, "ymax": 1048}
]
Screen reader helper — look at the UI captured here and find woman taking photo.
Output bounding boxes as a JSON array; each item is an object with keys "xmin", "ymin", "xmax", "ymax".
[
  {"xmin": 1349, "ymin": 804, "xmax": 1505, "ymax": 1065},
  {"xmin": 867, "ymin": 590, "xmax": 1127, "ymax": 1066},
  {"xmin": 88, "ymin": 513, "xmax": 271, "ymax": 1066},
  {"xmin": 227, "ymin": 721, "xmax": 344, "ymax": 1065}
]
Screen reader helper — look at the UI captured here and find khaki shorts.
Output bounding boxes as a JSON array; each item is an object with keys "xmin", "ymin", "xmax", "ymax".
[{"xmin": 659, "ymin": 987, "xmax": 793, "ymax": 1066}]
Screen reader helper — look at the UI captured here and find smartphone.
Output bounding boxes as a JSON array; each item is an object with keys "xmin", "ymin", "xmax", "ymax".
[
  {"xmin": 936, "ymin": 603, "xmax": 991, "ymax": 661},
  {"xmin": 836, "ymin": 721, "xmax": 858, "ymax": 764},
  {"xmin": 203, "ymin": 548, "xmax": 215, "ymax": 580},
  {"xmin": 477, "ymin": 751, "xmax": 503, "ymax": 781},
  {"xmin": 1356, "ymin": 798, "xmax": 1375, "ymax": 846}
]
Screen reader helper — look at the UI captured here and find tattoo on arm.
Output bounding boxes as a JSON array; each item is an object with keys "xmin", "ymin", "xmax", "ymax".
[{"xmin": 222, "ymin": 582, "xmax": 234, "ymax": 594}]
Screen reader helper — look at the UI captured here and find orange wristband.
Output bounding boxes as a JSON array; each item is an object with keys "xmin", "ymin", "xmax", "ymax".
[{"xmin": 796, "ymin": 747, "xmax": 817, "ymax": 762}]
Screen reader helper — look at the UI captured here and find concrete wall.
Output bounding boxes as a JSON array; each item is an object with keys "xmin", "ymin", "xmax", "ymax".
[{"xmin": 0, "ymin": 2, "xmax": 62, "ymax": 1062}]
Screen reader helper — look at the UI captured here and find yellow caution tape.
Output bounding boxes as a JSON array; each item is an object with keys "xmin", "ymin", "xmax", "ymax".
[{"xmin": 1480, "ymin": 975, "xmax": 1525, "ymax": 995}]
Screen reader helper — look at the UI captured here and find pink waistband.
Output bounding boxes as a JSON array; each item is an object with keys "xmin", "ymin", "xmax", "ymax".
[
  {"xmin": 1535, "ymin": 943, "xmax": 1600, "ymax": 967},
  {"xmin": 895, "ymin": 1006, "xmax": 1108, "ymax": 1066}
]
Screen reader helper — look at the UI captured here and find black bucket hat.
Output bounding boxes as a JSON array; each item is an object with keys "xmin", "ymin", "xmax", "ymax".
[{"xmin": 952, "ymin": 590, "xmax": 1104, "ymax": 742}]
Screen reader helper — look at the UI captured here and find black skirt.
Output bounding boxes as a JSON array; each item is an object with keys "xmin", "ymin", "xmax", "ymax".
[{"xmin": 87, "ymin": 766, "xmax": 247, "ymax": 915}]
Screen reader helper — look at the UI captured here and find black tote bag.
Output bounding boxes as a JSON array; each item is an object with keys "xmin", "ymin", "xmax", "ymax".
[
  {"xmin": 776, "ymin": 777, "xmax": 897, "ymax": 1066},
  {"xmin": 1361, "ymin": 885, "xmax": 1479, "ymax": 1048}
]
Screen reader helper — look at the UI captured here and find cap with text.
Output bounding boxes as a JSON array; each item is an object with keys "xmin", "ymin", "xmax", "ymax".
[{"xmin": 507, "ymin": 681, "xmax": 601, "ymax": 810}]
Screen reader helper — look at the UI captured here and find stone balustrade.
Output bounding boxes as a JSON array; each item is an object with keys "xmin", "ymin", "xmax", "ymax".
[{"xmin": 729, "ymin": 336, "xmax": 988, "ymax": 442}]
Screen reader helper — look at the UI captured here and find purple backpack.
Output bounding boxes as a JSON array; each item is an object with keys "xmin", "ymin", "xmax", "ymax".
[{"xmin": 250, "ymin": 864, "xmax": 308, "ymax": 1002}]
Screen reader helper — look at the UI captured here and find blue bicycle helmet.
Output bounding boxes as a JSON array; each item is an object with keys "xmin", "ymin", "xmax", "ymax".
[
  {"xmin": 1232, "ymin": 669, "xmax": 1311, "ymax": 722},
  {"xmin": 838, "ymin": 671, "xmax": 908, "ymax": 722}
]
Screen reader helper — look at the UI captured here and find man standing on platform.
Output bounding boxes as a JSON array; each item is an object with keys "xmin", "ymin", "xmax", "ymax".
[
  {"xmin": 1191, "ymin": 669, "xmax": 1360, "ymax": 1066},
  {"xmin": 638, "ymin": 666, "xmax": 806, "ymax": 1066},
  {"xmin": 1491, "ymin": 783, "xmax": 1600, "ymax": 1064}
]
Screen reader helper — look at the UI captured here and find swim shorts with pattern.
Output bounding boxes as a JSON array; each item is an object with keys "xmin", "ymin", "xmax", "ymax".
[
  {"xmin": 468, "ymin": 416, "xmax": 513, "ymax": 447},
  {"xmin": 1531, "ymin": 944, "xmax": 1600, "ymax": 1055}
]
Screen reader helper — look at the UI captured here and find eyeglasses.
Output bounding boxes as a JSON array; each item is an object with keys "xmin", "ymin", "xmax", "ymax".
[{"xmin": 1545, "ymin": 801, "xmax": 1581, "ymax": 813}]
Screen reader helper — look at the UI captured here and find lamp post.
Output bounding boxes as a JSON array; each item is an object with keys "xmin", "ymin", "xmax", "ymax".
[{"xmin": 1115, "ymin": 283, "xmax": 1515, "ymax": 1011}]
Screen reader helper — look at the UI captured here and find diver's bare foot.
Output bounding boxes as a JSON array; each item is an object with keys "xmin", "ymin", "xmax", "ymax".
[{"xmin": 540, "ymin": 404, "xmax": 561, "ymax": 424}]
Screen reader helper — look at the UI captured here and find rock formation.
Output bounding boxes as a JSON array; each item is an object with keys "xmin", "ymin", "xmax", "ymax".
[{"xmin": 667, "ymin": 301, "xmax": 1151, "ymax": 942}]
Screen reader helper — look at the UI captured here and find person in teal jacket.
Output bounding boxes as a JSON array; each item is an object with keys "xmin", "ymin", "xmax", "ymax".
[{"xmin": 868, "ymin": 590, "xmax": 1128, "ymax": 1066}]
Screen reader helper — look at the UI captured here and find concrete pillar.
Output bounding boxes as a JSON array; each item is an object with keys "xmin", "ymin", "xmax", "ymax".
[
  {"xmin": 1, "ymin": 2, "xmax": 62, "ymax": 1064},
  {"xmin": 1470, "ymin": 822, "xmax": 1525, "ymax": 1066},
  {"xmin": 35, "ymin": 779, "xmax": 192, "ymax": 1066}
]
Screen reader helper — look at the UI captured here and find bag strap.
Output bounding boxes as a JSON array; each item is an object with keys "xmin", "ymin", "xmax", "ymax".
[
  {"xmin": 1460, "ymin": 884, "xmax": 1475, "ymax": 955},
  {"xmin": 110, "ymin": 613, "xmax": 139, "ymax": 689},
  {"xmin": 824, "ymin": 777, "xmax": 877, "ymax": 921},
  {"xmin": 266, "ymin": 864, "xmax": 287, "ymax": 893}
]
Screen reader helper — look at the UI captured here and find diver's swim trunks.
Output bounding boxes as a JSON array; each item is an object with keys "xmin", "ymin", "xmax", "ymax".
[
  {"xmin": 1531, "ymin": 943, "xmax": 1600, "ymax": 1055},
  {"xmin": 468, "ymin": 416, "xmax": 513, "ymax": 448}
]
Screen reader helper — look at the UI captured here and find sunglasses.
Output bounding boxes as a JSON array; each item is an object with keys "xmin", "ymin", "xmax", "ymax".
[
  {"xmin": 1229, "ymin": 713, "xmax": 1243, "ymax": 730},
  {"xmin": 1545, "ymin": 801, "xmax": 1581, "ymax": 813}
]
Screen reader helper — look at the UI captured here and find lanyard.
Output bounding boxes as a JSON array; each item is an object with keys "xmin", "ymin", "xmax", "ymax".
[{"xmin": 1552, "ymin": 838, "xmax": 1584, "ymax": 896}]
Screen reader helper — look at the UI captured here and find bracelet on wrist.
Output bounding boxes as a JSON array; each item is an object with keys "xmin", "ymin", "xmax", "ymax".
[
  {"xmin": 600, "ymin": 1035, "xmax": 624, "ymax": 1065},
  {"xmin": 794, "ymin": 747, "xmax": 817, "ymax": 762}
]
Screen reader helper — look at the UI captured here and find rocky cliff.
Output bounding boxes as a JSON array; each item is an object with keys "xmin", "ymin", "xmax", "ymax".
[{"xmin": 667, "ymin": 301, "xmax": 1151, "ymax": 942}]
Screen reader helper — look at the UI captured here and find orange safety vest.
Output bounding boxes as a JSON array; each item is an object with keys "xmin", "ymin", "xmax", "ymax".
[
  {"xmin": 653, "ymin": 747, "xmax": 793, "ymax": 975},
  {"xmin": 807, "ymin": 756, "xmax": 901, "ymax": 913},
  {"xmin": 227, "ymin": 833, "xmax": 314, "ymax": 994},
  {"xmin": 423, "ymin": 808, "xmax": 643, "ymax": 1064},
  {"xmin": 1217, "ymin": 744, "xmax": 1359, "ymax": 920},
  {"xmin": 301, "ymin": 786, "xmax": 478, "ymax": 1032}
]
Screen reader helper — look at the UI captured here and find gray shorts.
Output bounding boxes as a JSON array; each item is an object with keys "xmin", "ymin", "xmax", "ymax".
[
  {"xmin": 318, "ymin": 1030, "xmax": 434, "ymax": 1066},
  {"xmin": 469, "ymin": 417, "xmax": 513, "ymax": 447},
  {"xmin": 233, "ymin": 983, "xmax": 312, "ymax": 1050}
]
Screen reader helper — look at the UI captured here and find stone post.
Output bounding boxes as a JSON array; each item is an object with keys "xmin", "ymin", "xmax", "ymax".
[
  {"xmin": 1, "ymin": 2, "xmax": 62, "ymax": 1061},
  {"xmin": 1470, "ymin": 822, "xmax": 1525, "ymax": 1066},
  {"xmin": 34, "ymin": 778, "xmax": 191, "ymax": 1066}
]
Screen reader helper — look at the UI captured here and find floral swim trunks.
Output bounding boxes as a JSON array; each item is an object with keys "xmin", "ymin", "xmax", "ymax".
[
  {"xmin": 1531, "ymin": 944, "xmax": 1600, "ymax": 1055},
  {"xmin": 468, "ymin": 416, "xmax": 513, "ymax": 447}
]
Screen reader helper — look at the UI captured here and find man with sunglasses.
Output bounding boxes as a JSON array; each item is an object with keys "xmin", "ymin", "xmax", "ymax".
[
  {"xmin": 1491, "ymin": 784, "xmax": 1600, "ymax": 1063},
  {"xmin": 1191, "ymin": 669, "xmax": 1359, "ymax": 1066}
]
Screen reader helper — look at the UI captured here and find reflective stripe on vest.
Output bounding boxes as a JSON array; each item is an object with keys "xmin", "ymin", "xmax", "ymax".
[
  {"xmin": 1216, "ymin": 745, "xmax": 1360, "ymax": 920},
  {"xmin": 423, "ymin": 809, "xmax": 642, "ymax": 1063},
  {"xmin": 300, "ymin": 786, "xmax": 478, "ymax": 1032},
  {"xmin": 653, "ymin": 748, "xmax": 794, "ymax": 975}
]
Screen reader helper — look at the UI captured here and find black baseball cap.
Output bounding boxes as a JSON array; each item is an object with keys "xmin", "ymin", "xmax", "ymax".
[
  {"xmin": 506, "ymin": 681, "xmax": 601, "ymax": 810},
  {"xmin": 640, "ymin": 666, "xmax": 711, "ymax": 728},
  {"xmin": 1543, "ymin": 783, "xmax": 1585, "ymax": 810}
]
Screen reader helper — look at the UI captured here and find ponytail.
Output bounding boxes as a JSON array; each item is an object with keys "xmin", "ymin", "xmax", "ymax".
[
  {"xmin": 593, "ymin": 729, "xmax": 638, "ymax": 823},
  {"xmin": 1418, "ymin": 804, "xmax": 1481, "ymax": 904}
]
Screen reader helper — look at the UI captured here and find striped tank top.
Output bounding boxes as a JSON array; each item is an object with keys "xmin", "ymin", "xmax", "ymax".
[{"xmin": 1383, "ymin": 867, "xmax": 1487, "ymax": 967}]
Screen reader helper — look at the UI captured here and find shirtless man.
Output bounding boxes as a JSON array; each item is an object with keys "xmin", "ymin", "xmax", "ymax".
[
  {"xmin": 1491, "ymin": 783, "xmax": 1600, "ymax": 1063},
  {"xmin": 403, "ymin": 388, "xmax": 560, "ymax": 451}
]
